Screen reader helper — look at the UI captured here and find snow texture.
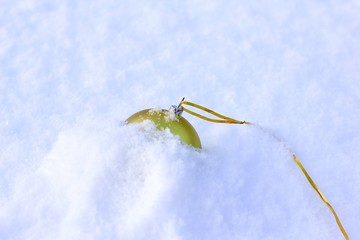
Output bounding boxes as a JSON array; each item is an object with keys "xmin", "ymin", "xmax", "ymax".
[{"xmin": 1, "ymin": 0, "xmax": 359, "ymax": 239}]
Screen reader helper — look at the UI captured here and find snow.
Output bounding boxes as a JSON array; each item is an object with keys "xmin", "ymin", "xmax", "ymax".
[{"xmin": 1, "ymin": 0, "xmax": 359, "ymax": 239}]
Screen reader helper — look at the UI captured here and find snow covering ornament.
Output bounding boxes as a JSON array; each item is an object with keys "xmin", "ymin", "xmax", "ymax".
[
  {"xmin": 126, "ymin": 99, "xmax": 201, "ymax": 148},
  {"xmin": 126, "ymin": 98, "xmax": 348, "ymax": 239}
]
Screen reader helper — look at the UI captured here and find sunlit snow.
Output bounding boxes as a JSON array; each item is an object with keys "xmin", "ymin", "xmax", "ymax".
[{"xmin": 1, "ymin": 0, "xmax": 359, "ymax": 239}]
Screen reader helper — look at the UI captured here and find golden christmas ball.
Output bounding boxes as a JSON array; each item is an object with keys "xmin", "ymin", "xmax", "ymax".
[{"xmin": 126, "ymin": 108, "xmax": 201, "ymax": 148}]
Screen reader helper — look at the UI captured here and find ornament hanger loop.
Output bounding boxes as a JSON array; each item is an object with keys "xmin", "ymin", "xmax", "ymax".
[{"xmin": 169, "ymin": 97, "xmax": 185, "ymax": 116}]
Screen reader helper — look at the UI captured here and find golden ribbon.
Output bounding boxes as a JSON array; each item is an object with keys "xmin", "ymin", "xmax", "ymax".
[{"xmin": 180, "ymin": 99, "xmax": 349, "ymax": 240}]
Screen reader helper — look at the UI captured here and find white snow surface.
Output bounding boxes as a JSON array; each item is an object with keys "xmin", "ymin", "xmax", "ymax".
[{"xmin": 1, "ymin": 0, "xmax": 359, "ymax": 239}]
